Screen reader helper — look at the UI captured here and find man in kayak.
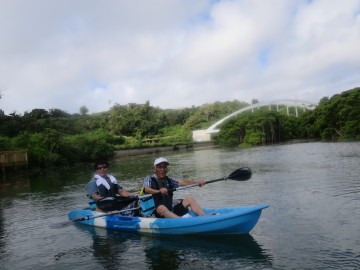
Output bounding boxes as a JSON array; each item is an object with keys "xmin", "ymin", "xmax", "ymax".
[
  {"xmin": 142, "ymin": 157, "xmax": 210, "ymax": 218},
  {"xmin": 87, "ymin": 161, "xmax": 137, "ymax": 212}
]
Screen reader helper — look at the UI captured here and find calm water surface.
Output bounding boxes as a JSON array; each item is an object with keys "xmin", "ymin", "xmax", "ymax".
[{"xmin": 0, "ymin": 142, "xmax": 359, "ymax": 269}]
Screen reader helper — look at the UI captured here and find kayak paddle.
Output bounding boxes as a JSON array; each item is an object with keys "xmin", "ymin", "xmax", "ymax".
[
  {"xmin": 138, "ymin": 167, "xmax": 252, "ymax": 196},
  {"xmin": 50, "ymin": 207, "xmax": 139, "ymax": 229},
  {"xmin": 172, "ymin": 167, "xmax": 252, "ymax": 192}
]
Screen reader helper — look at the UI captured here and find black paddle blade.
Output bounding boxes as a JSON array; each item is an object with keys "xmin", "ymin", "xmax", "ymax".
[{"xmin": 228, "ymin": 167, "xmax": 252, "ymax": 181}]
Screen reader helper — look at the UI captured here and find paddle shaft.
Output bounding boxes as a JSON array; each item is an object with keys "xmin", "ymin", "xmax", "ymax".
[
  {"xmin": 76, "ymin": 207, "xmax": 139, "ymax": 221},
  {"xmin": 140, "ymin": 167, "xmax": 251, "ymax": 195},
  {"xmin": 172, "ymin": 177, "xmax": 227, "ymax": 192},
  {"xmin": 50, "ymin": 207, "xmax": 140, "ymax": 229}
]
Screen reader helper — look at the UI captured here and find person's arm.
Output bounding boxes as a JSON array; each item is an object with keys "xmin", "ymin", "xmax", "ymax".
[
  {"xmin": 117, "ymin": 188, "xmax": 131, "ymax": 197},
  {"xmin": 87, "ymin": 179, "xmax": 103, "ymax": 201},
  {"xmin": 91, "ymin": 193, "xmax": 102, "ymax": 201},
  {"xmin": 144, "ymin": 186, "xmax": 162, "ymax": 194},
  {"xmin": 143, "ymin": 176, "xmax": 163, "ymax": 195},
  {"xmin": 179, "ymin": 179, "xmax": 206, "ymax": 187}
]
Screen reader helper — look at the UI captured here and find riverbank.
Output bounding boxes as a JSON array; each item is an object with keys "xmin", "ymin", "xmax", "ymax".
[{"xmin": 114, "ymin": 142, "xmax": 217, "ymax": 157}]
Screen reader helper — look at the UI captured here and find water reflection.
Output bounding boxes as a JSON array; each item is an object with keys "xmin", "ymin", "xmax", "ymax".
[
  {"xmin": 72, "ymin": 224, "xmax": 272, "ymax": 270},
  {"xmin": 0, "ymin": 172, "xmax": 31, "ymax": 196},
  {"xmin": 0, "ymin": 173, "xmax": 31, "ymax": 263},
  {"xmin": 143, "ymin": 234, "xmax": 272, "ymax": 270},
  {"xmin": 70, "ymin": 224, "xmax": 144, "ymax": 269}
]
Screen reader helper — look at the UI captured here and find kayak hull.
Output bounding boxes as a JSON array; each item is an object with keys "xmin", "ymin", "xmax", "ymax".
[{"xmin": 68, "ymin": 204, "xmax": 269, "ymax": 235}]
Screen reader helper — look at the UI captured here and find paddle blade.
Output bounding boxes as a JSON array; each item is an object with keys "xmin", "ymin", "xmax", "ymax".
[
  {"xmin": 49, "ymin": 220, "xmax": 78, "ymax": 229},
  {"xmin": 228, "ymin": 167, "xmax": 252, "ymax": 181}
]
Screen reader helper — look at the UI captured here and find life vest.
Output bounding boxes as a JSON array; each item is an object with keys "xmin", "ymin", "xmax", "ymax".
[
  {"xmin": 87, "ymin": 174, "xmax": 119, "ymax": 209},
  {"xmin": 95, "ymin": 174, "xmax": 119, "ymax": 198},
  {"xmin": 148, "ymin": 176, "xmax": 176, "ymax": 211}
]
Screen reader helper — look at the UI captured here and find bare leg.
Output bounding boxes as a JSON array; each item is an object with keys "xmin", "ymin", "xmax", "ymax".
[
  {"xmin": 156, "ymin": 205, "xmax": 179, "ymax": 218},
  {"xmin": 182, "ymin": 196, "xmax": 207, "ymax": 216}
]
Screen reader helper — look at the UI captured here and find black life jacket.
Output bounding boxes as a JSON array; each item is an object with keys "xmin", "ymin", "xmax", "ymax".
[
  {"xmin": 97, "ymin": 176, "xmax": 118, "ymax": 198},
  {"xmin": 149, "ymin": 176, "xmax": 175, "ymax": 211}
]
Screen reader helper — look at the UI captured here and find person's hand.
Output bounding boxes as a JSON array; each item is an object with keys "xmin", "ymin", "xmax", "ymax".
[
  {"xmin": 159, "ymin": 187, "xmax": 168, "ymax": 195},
  {"xmin": 198, "ymin": 180, "xmax": 206, "ymax": 187}
]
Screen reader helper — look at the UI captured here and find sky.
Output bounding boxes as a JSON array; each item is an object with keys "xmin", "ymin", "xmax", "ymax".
[{"xmin": 1, "ymin": 0, "xmax": 360, "ymax": 115}]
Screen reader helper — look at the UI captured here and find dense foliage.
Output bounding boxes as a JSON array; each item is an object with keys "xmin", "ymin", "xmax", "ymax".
[
  {"xmin": 215, "ymin": 110, "xmax": 300, "ymax": 146},
  {"xmin": 0, "ymin": 100, "xmax": 247, "ymax": 167},
  {"xmin": 216, "ymin": 87, "xmax": 360, "ymax": 147},
  {"xmin": 299, "ymin": 88, "xmax": 360, "ymax": 140},
  {"xmin": 0, "ymin": 88, "xmax": 359, "ymax": 167}
]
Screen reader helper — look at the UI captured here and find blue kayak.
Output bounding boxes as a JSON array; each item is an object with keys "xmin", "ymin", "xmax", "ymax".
[{"xmin": 67, "ymin": 204, "xmax": 269, "ymax": 235}]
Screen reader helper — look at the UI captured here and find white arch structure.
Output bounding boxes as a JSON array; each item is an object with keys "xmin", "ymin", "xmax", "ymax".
[{"xmin": 206, "ymin": 99, "xmax": 317, "ymax": 134}]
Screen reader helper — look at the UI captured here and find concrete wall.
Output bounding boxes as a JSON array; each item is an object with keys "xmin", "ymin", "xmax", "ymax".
[
  {"xmin": 0, "ymin": 151, "xmax": 28, "ymax": 166},
  {"xmin": 192, "ymin": 130, "xmax": 211, "ymax": 142}
]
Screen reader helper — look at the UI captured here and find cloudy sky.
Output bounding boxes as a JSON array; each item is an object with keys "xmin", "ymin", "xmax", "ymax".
[{"xmin": 1, "ymin": 0, "xmax": 359, "ymax": 115}]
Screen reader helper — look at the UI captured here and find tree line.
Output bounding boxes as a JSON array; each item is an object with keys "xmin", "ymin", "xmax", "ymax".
[
  {"xmin": 0, "ymin": 100, "xmax": 247, "ymax": 167},
  {"xmin": 216, "ymin": 87, "xmax": 360, "ymax": 146},
  {"xmin": 0, "ymin": 87, "xmax": 359, "ymax": 167}
]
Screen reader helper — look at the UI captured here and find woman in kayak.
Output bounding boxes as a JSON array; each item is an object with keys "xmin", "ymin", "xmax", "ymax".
[
  {"xmin": 87, "ymin": 161, "xmax": 137, "ymax": 212},
  {"xmin": 143, "ymin": 157, "xmax": 211, "ymax": 218}
]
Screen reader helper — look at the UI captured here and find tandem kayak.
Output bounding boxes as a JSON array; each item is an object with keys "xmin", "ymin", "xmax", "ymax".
[{"xmin": 67, "ymin": 204, "xmax": 269, "ymax": 235}]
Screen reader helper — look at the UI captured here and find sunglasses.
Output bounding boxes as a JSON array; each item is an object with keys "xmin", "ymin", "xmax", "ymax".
[
  {"xmin": 156, "ymin": 165, "xmax": 168, "ymax": 170},
  {"xmin": 96, "ymin": 165, "xmax": 108, "ymax": 170}
]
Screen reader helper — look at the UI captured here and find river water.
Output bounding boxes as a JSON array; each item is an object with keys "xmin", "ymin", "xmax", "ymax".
[{"xmin": 0, "ymin": 142, "xmax": 359, "ymax": 270}]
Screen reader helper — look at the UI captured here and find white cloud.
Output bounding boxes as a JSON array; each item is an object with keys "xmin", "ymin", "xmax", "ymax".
[{"xmin": 0, "ymin": 0, "xmax": 359, "ymax": 115}]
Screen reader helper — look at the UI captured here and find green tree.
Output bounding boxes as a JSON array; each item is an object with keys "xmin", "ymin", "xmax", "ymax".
[
  {"xmin": 12, "ymin": 129, "xmax": 65, "ymax": 167},
  {"xmin": 299, "ymin": 87, "xmax": 360, "ymax": 140},
  {"xmin": 80, "ymin": 106, "xmax": 89, "ymax": 116},
  {"xmin": 217, "ymin": 110, "xmax": 300, "ymax": 146}
]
